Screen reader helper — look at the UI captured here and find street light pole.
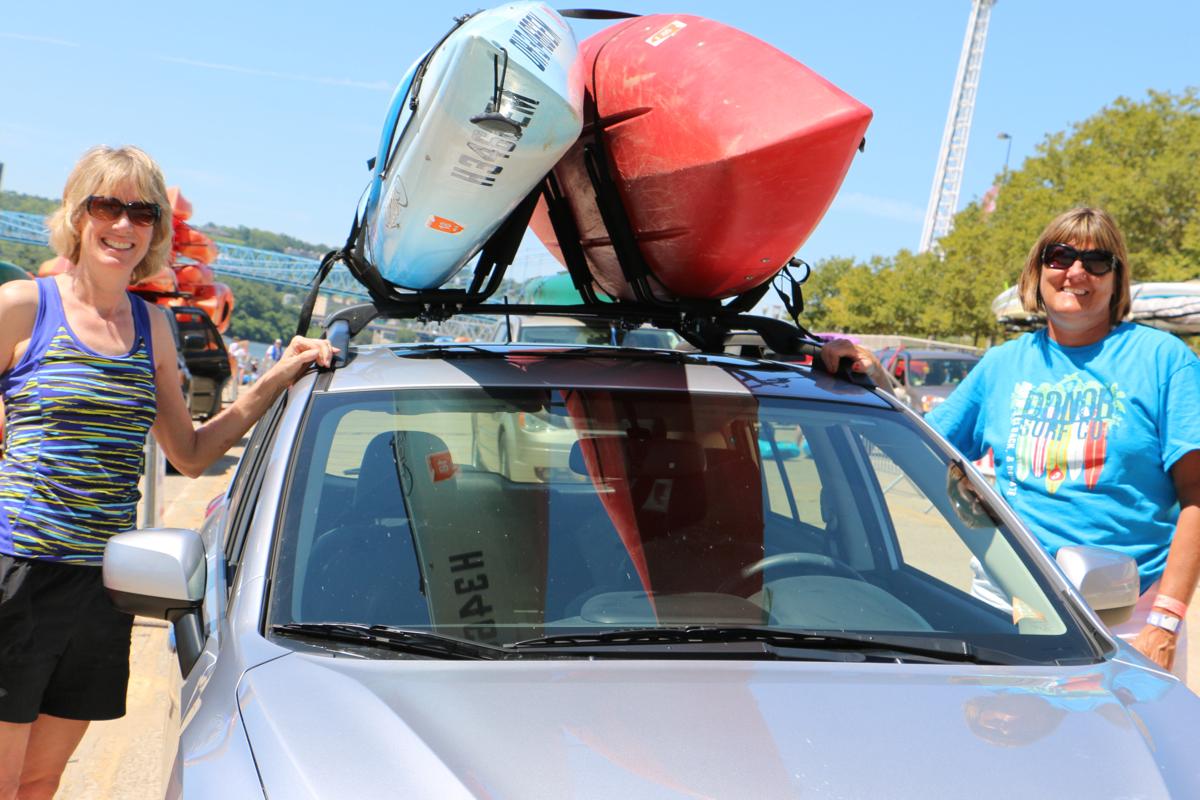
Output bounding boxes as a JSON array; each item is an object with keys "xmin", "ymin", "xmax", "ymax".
[{"xmin": 997, "ymin": 132, "xmax": 1013, "ymax": 176}]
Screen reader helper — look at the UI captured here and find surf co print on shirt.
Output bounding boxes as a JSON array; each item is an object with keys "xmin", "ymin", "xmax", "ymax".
[{"xmin": 1005, "ymin": 374, "xmax": 1126, "ymax": 496}]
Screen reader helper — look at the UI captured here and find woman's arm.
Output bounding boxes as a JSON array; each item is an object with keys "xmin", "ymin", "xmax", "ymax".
[
  {"xmin": 147, "ymin": 307, "xmax": 334, "ymax": 478},
  {"xmin": 0, "ymin": 280, "xmax": 39, "ymax": 376},
  {"xmin": 1132, "ymin": 449, "xmax": 1200, "ymax": 670}
]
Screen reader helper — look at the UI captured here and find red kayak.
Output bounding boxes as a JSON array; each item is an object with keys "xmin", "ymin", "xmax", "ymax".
[
  {"xmin": 529, "ymin": 14, "xmax": 872, "ymax": 301},
  {"xmin": 172, "ymin": 220, "xmax": 219, "ymax": 265},
  {"xmin": 135, "ymin": 187, "xmax": 236, "ymax": 332}
]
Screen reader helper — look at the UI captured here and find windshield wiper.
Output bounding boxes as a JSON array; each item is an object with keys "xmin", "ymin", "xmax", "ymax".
[
  {"xmin": 272, "ymin": 622, "xmax": 513, "ymax": 661},
  {"xmin": 509, "ymin": 626, "xmax": 1022, "ymax": 665}
]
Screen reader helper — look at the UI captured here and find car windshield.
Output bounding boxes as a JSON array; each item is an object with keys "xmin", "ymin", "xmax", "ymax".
[{"xmin": 268, "ymin": 386, "xmax": 1096, "ymax": 664}]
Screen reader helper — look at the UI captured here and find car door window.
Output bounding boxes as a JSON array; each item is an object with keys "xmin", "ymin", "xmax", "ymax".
[
  {"xmin": 861, "ymin": 441, "xmax": 975, "ymax": 593},
  {"xmin": 224, "ymin": 394, "xmax": 287, "ymax": 585},
  {"xmin": 759, "ymin": 422, "xmax": 825, "ymax": 532}
]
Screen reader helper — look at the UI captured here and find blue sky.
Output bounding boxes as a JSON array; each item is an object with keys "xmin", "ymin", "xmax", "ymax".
[{"xmin": 2, "ymin": 1, "xmax": 1196, "ymax": 283}]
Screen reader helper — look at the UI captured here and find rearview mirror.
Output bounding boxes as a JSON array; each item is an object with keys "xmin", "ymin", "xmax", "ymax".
[
  {"xmin": 103, "ymin": 528, "xmax": 206, "ymax": 674},
  {"xmin": 1056, "ymin": 545, "xmax": 1139, "ymax": 626},
  {"xmin": 182, "ymin": 333, "xmax": 207, "ymax": 352}
]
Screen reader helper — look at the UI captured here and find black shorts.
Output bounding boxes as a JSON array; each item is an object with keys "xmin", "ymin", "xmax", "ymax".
[{"xmin": 0, "ymin": 554, "xmax": 134, "ymax": 723}]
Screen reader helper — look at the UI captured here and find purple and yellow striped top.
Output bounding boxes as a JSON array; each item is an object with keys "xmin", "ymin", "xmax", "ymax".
[{"xmin": 0, "ymin": 277, "xmax": 157, "ymax": 563}]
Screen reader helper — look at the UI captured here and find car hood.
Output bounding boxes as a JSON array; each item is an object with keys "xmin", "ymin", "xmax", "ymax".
[{"xmin": 237, "ymin": 650, "xmax": 1200, "ymax": 799}]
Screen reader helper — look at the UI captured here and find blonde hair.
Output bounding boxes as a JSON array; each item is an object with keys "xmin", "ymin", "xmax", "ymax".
[
  {"xmin": 47, "ymin": 145, "xmax": 173, "ymax": 284},
  {"xmin": 1017, "ymin": 207, "xmax": 1132, "ymax": 325}
]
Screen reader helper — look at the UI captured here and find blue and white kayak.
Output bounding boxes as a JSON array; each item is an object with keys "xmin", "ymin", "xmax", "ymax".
[{"xmin": 356, "ymin": 3, "xmax": 583, "ymax": 290}]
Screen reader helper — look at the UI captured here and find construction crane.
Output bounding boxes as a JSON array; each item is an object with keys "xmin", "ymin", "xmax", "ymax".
[{"xmin": 918, "ymin": 0, "xmax": 997, "ymax": 253}]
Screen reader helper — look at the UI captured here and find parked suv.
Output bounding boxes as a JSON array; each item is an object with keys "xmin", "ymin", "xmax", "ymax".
[
  {"xmin": 170, "ymin": 306, "xmax": 232, "ymax": 420},
  {"xmin": 104, "ymin": 313, "xmax": 1200, "ymax": 798}
]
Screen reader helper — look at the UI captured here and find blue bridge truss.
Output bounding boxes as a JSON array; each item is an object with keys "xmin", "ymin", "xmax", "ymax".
[
  {"xmin": 0, "ymin": 210, "xmax": 550, "ymax": 341},
  {"xmin": 0, "ymin": 209, "xmax": 368, "ymax": 298}
]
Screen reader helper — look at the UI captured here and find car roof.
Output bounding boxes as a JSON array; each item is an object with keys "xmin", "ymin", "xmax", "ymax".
[
  {"xmin": 321, "ymin": 343, "xmax": 892, "ymax": 408},
  {"xmin": 877, "ymin": 348, "xmax": 980, "ymax": 360}
]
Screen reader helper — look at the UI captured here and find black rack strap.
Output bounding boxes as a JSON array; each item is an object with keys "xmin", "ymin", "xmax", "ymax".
[
  {"xmin": 580, "ymin": 139, "xmax": 659, "ymax": 304},
  {"xmin": 559, "ymin": 9, "xmax": 640, "ymax": 19},
  {"xmin": 540, "ymin": 174, "xmax": 602, "ymax": 305},
  {"xmin": 771, "ymin": 259, "xmax": 809, "ymax": 326},
  {"xmin": 296, "ymin": 248, "xmax": 347, "ymax": 339},
  {"xmin": 722, "ymin": 281, "xmax": 773, "ymax": 315},
  {"xmin": 467, "ymin": 185, "xmax": 542, "ymax": 297}
]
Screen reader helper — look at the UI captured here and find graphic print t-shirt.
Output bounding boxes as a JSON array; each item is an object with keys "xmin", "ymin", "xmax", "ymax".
[{"xmin": 927, "ymin": 323, "xmax": 1200, "ymax": 593}]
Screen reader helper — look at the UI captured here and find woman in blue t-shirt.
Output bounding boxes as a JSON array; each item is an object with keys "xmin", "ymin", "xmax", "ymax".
[
  {"xmin": 823, "ymin": 207, "xmax": 1200, "ymax": 677},
  {"xmin": 0, "ymin": 146, "xmax": 335, "ymax": 799}
]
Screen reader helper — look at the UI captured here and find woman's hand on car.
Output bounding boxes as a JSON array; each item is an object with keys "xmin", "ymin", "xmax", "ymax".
[
  {"xmin": 819, "ymin": 339, "xmax": 894, "ymax": 392},
  {"xmin": 264, "ymin": 336, "xmax": 338, "ymax": 384},
  {"xmin": 1133, "ymin": 623, "xmax": 1177, "ymax": 671}
]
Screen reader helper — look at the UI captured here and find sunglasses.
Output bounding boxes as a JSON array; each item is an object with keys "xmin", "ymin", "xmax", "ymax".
[
  {"xmin": 84, "ymin": 195, "xmax": 161, "ymax": 227},
  {"xmin": 1041, "ymin": 242, "xmax": 1119, "ymax": 276}
]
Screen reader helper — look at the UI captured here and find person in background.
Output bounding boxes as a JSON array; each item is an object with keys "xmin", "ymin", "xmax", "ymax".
[
  {"xmin": 226, "ymin": 337, "xmax": 246, "ymax": 388},
  {"xmin": 822, "ymin": 207, "xmax": 1200, "ymax": 678},
  {"xmin": 266, "ymin": 337, "xmax": 284, "ymax": 366},
  {"xmin": 0, "ymin": 145, "xmax": 335, "ymax": 799}
]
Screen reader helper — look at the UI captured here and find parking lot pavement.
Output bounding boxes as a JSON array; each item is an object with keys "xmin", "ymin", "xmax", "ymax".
[{"xmin": 54, "ymin": 439, "xmax": 245, "ymax": 800}]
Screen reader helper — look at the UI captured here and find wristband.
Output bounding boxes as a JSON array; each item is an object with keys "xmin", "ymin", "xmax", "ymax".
[
  {"xmin": 1147, "ymin": 610, "xmax": 1182, "ymax": 634},
  {"xmin": 1152, "ymin": 594, "xmax": 1188, "ymax": 619}
]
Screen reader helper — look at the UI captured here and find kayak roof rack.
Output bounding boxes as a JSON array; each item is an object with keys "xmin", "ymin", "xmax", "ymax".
[
  {"xmin": 296, "ymin": 154, "xmax": 784, "ymax": 341},
  {"xmin": 297, "ymin": 97, "xmax": 832, "ymax": 375},
  {"xmin": 319, "ymin": 299, "xmax": 873, "ymax": 388}
]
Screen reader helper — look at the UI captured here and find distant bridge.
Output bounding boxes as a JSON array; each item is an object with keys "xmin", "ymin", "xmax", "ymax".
[
  {"xmin": 0, "ymin": 209, "xmax": 530, "ymax": 340},
  {"xmin": 0, "ymin": 209, "xmax": 368, "ymax": 297}
]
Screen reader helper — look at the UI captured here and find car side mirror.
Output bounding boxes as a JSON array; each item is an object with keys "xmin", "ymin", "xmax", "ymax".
[
  {"xmin": 1055, "ymin": 545, "xmax": 1139, "ymax": 626},
  {"xmin": 103, "ymin": 528, "xmax": 206, "ymax": 674},
  {"xmin": 182, "ymin": 333, "xmax": 207, "ymax": 352}
]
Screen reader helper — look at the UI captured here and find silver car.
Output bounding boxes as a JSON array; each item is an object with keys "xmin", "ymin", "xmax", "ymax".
[{"xmin": 104, "ymin": 333, "xmax": 1200, "ymax": 798}]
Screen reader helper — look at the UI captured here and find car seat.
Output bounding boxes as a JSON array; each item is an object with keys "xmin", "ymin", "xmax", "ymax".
[{"xmin": 302, "ymin": 431, "xmax": 430, "ymax": 626}]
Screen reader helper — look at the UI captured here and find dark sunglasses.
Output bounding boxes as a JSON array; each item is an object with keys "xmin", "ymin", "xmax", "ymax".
[
  {"xmin": 1041, "ymin": 242, "xmax": 1119, "ymax": 276},
  {"xmin": 84, "ymin": 195, "xmax": 161, "ymax": 227}
]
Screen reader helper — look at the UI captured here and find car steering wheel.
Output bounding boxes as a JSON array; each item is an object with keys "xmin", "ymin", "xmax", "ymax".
[{"xmin": 719, "ymin": 551, "xmax": 865, "ymax": 595}]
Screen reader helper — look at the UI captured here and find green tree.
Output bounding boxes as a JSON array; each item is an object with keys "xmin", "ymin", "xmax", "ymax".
[
  {"xmin": 202, "ymin": 224, "xmax": 331, "ymax": 258},
  {"xmin": 797, "ymin": 256, "xmax": 856, "ymax": 331},
  {"xmin": 0, "ymin": 191, "xmax": 57, "ymax": 215},
  {"xmin": 221, "ymin": 277, "xmax": 305, "ymax": 343},
  {"xmin": 810, "ymin": 89, "xmax": 1199, "ymax": 344},
  {"xmin": 0, "ymin": 241, "xmax": 53, "ymax": 274},
  {"xmin": 939, "ymin": 88, "xmax": 1200, "ymax": 338}
]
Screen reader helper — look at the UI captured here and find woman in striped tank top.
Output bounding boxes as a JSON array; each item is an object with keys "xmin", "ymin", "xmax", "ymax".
[{"xmin": 0, "ymin": 146, "xmax": 334, "ymax": 799}]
